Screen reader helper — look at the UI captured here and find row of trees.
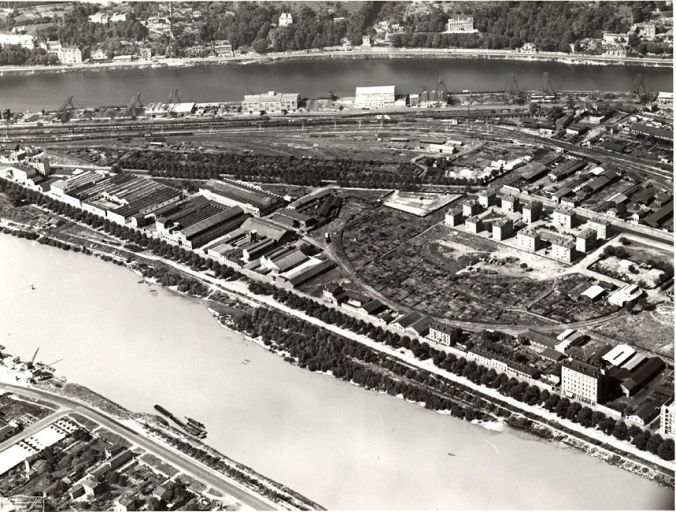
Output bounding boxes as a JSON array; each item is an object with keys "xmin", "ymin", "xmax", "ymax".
[
  {"xmin": 246, "ymin": 281, "xmax": 675, "ymax": 462},
  {"xmin": 0, "ymin": 46, "xmax": 58, "ymax": 67},
  {"xmin": 1, "ymin": 176, "xmax": 673, "ymax": 462}
]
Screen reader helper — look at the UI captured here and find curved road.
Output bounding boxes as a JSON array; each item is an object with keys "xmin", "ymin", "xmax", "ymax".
[{"xmin": 0, "ymin": 384, "xmax": 281, "ymax": 511}]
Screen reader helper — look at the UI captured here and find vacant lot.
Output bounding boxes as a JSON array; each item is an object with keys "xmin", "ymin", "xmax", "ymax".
[{"xmin": 593, "ymin": 302, "xmax": 674, "ymax": 359}]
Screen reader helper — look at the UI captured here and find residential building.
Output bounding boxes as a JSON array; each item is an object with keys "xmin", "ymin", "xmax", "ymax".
[
  {"xmin": 0, "ymin": 33, "xmax": 34, "ymax": 49},
  {"xmin": 90, "ymin": 49, "xmax": 108, "ymax": 61},
  {"xmin": 660, "ymin": 400, "xmax": 675, "ymax": 438},
  {"xmin": 444, "ymin": 208, "xmax": 463, "ymax": 227},
  {"xmin": 561, "ymin": 359, "xmax": 606, "ymax": 405},
  {"xmin": 522, "ymin": 200, "xmax": 543, "ymax": 224},
  {"xmin": 575, "ymin": 228, "xmax": 596, "ymax": 253},
  {"xmin": 657, "ymin": 91, "xmax": 673, "ymax": 110},
  {"xmin": 478, "ymin": 189, "xmax": 497, "ymax": 208},
  {"xmin": 465, "ymin": 216, "xmax": 483, "ymax": 234},
  {"xmin": 492, "ymin": 218, "xmax": 513, "ymax": 241},
  {"xmin": 279, "ymin": 12, "xmax": 293, "ymax": 27},
  {"xmin": 589, "ymin": 219, "xmax": 609, "ymax": 240},
  {"xmin": 138, "ymin": 48, "xmax": 152, "ymax": 61},
  {"xmin": 213, "ymin": 40, "xmax": 233, "ymax": 57},
  {"xmin": 242, "ymin": 91, "xmax": 300, "ymax": 114},
  {"xmin": 362, "ymin": 35, "xmax": 371, "ymax": 47},
  {"xmin": 446, "ymin": 16, "xmax": 475, "ymax": 33},
  {"xmin": 553, "ymin": 207, "xmax": 576, "ymax": 229},
  {"xmin": 427, "ymin": 320, "xmax": 460, "ymax": 346},
  {"xmin": 516, "ymin": 230, "xmax": 541, "ymax": 252},
  {"xmin": 551, "ymin": 238, "xmax": 575, "ymax": 263},
  {"xmin": 501, "ymin": 195, "xmax": 519, "ymax": 213},
  {"xmin": 462, "ymin": 199, "xmax": 480, "ymax": 217},
  {"xmin": 58, "ymin": 47, "xmax": 82, "ymax": 64},
  {"xmin": 354, "ymin": 85, "xmax": 395, "ymax": 109}
]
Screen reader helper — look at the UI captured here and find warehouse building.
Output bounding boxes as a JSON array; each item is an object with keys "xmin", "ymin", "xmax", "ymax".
[
  {"xmin": 199, "ymin": 179, "xmax": 283, "ymax": 217},
  {"xmin": 242, "ymin": 91, "xmax": 300, "ymax": 114},
  {"xmin": 354, "ymin": 85, "xmax": 395, "ymax": 109}
]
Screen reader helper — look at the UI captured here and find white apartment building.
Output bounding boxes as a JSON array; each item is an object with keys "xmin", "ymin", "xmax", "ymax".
[
  {"xmin": 660, "ymin": 400, "xmax": 675, "ymax": 438},
  {"xmin": 58, "ymin": 47, "xmax": 82, "ymax": 64},
  {"xmin": 354, "ymin": 85, "xmax": 395, "ymax": 109},
  {"xmin": 561, "ymin": 360, "xmax": 604, "ymax": 405}
]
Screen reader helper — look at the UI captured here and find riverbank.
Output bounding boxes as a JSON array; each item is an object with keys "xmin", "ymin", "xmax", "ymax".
[
  {"xmin": 1, "ymin": 216, "xmax": 672, "ymax": 492},
  {"xmin": 0, "ymin": 47, "xmax": 671, "ymax": 78},
  {"xmin": 0, "ymin": 217, "xmax": 674, "ymax": 509}
]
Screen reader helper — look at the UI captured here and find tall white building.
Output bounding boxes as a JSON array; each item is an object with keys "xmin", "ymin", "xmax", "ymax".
[
  {"xmin": 446, "ymin": 16, "xmax": 475, "ymax": 33},
  {"xmin": 279, "ymin": 13, "xmax": 293, "ymax": 27},
  {"xmin": 660, "ymin": 400, "xmax": 675, "ymax": 438},
  {"xmin": 561, "ymin": 359, "xmax": 604, "ymax": 405},
  {"xmin": 354, "ymin": 85, "xmax": 395, "ymax": 109},
  {"xmin": 58, "ymin": 47, "xmax": 82, "ymax": 64},
  {"xmin": 0, "ymin": 33, "xmax": 34, "ymax": 49}
]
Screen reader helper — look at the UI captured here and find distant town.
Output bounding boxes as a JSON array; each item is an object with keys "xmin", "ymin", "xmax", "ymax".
[
  {"xmin": 0, "ymin": 1, "xmax": 674, "ymax": 511},
  {"xmin": 0, "ymin": 1, "xmax": 673, "ymax": 72}
]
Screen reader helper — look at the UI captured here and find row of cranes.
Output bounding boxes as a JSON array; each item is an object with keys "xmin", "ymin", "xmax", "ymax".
[{"xmin": 50, "ymin": 74, "xmax": 656, "ymax": 123}]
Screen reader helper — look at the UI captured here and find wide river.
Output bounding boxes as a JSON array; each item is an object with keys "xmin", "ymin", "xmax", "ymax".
[
  {"xmin": 0, "ymin": 235, "xmax": 673, "ymax": 509},
  {"xmin": 0, "ymin": 58, "xmax": 673, "ymax": 112}
]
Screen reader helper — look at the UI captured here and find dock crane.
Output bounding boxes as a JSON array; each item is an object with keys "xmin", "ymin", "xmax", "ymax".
[
  {"xmin": 630, "ymin": 73, "xmax": 650, "ymax": 104},
  {"xmin": 57, "ymin": 96, "xmax": 75, "ymax": 123},
  {"xmin": 542, "ymin": 72, "xmax": 558, "ymax": 98},
  {"xmin": 436, "ymin": 78, "xmax": 449, "ymax": 106},
  {"xmin": 503, "ymin": 73, "xmax": 524, "ymax": 104},
  {"xmin": 126, "ymin": 92, "xmax": 143, "ymax": 116},
  {"xmin": 166, "ymin": 88, "xmax": 181, "ymax": 104},
  {"xmin": 48, "ymin": 359, "xmax": 63, "ymax": 366}
]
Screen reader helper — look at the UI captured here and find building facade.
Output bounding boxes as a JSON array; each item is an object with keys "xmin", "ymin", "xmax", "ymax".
[
  {"xmin": 242, "ymin": 91, "xmax": 299, "ymax": 114},
  {"xmin": 427, "ymin": 320, "xmax": 459, "ymax": 346},
  {"xmin": 58, "ymin": 47, "xmax": 82, "ymax": 64},
  {"xmin": 553, "ymin": 207, "xmax": 575, "ymax": 229},
  {"xmin": 561, "ymin": 359, "xmax": 604, "ymax": 404},
  {"xmin": 279, "ymin": 13, "xmax": 293, "ymax": 27},
  {"xmin": 660, "ymin": 400, "xmax": 675, "ymax": 438},
  {"xmin": 354, "ymin": 85, "xmax": 395, "ymax": 109},
  {"xmin": 522, "ymin": 200, "xmax": 543, "ymax": 224},
  {"xmin": 516, "ymin": 230, "xmax": 540, "ymax": 252},
  {"xmin": 444, "ymin": 208, "xmax": 463, "ymax": 227},
  {"xmin": 446, "ymin": 16, "xmax": 475, "ymax": 33}
]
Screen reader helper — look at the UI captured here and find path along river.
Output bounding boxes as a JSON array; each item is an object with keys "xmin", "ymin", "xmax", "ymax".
[
  {"xmin": 0, "ymin": 235, "xmax": 673, "ymax": 509},
  {"xmin": 0, "ymin": 58, "xmax": 672, "ymax": 112}
]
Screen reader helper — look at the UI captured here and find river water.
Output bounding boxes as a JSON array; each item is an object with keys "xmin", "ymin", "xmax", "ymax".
[
  {"xmin": 0, "ymin": 58, "xmax": 672, "ymax": 112},
  {"xmin": 0, "ymin": 235, "xmax": 672, "ymax": 509}
]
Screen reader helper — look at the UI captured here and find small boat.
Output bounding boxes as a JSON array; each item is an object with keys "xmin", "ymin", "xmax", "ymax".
[
  {"xmin": 30, "ymin": 285, "xmax": 36, "ymax": 291},
  {"xmin": 447, "ymin": 452, "xmax": 455, "ymax": 457}
]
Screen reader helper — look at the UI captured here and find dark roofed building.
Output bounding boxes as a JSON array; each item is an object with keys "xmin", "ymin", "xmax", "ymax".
[
  {"xmin": 621, "ymin": 357, "xmax": 665, "ymax": 397},
  {"xmin": 200, "ymin": 179, "xmax": 283, "ymax": 217}
]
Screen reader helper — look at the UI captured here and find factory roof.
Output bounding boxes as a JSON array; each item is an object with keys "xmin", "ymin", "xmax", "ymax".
[
  {"xmin": 243, "ymin": 92, "xmax": 299, "ymax": 103},
  {"xmin": 201, "ymin": 179, "xmax": 281, "ymax": 210}
]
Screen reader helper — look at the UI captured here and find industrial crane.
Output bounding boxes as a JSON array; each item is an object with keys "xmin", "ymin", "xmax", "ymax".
[
  {"xmin": 57, "ymin": 96, "xmax": 75, "ymax": 123},
  {"xmin": 166, "ymin": 88, "xmax": 181, "ymax": 104},
  {"xmin": 126, "ymin": 92, "xmax": 143, "ymax": 116}
]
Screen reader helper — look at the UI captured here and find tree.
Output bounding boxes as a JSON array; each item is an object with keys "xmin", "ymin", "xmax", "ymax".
[
  {"xmin": 612, "ymin": 421, "xmax": 629, "ymax": 441},
  {"xmin": 252, "ymin": 38, "xmax": 268, "ymax": 53},
  {"xmin": 657, "ymin": 438, "xmax": 674, "ymax": 461}
]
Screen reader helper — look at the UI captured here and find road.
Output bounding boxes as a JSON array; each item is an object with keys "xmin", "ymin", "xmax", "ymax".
[{"xmin": 0, "ymin": 384, "xmax": 281, "ymax": 511}]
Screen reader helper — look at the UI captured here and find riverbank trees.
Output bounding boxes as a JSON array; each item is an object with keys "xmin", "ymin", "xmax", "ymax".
[{"xmin": 0, "ymin": 175, "xmax": 673, "ymax": 463}]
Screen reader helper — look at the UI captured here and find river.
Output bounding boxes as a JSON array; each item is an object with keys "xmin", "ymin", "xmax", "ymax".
[
  {"xmin": 0, "ymin": 235, "xmax": 672, "ymax": 509},
  {"xmin": 0, "ymin": 58, "xmax": 672, "ymax": 112}
]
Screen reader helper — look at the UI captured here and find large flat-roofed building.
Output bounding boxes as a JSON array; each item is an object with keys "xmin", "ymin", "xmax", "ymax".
[
  {"xmin": 660, "ymin": 400, "xmax": 675, "ymax": 438},
  {"xmin": 242, "ymin": 91, "xmax": 300, "ymax": 114},
  {"xmin": 199, "ymin": 179, "xmax": 283, "ymax": 217},
  {"xmin": 561, "ymin": 359, "xmax": 605, "ymax": 405},
  {"xmin": 354, "ymin": 85, "xmax": 395, "ymax": 109},
  {"xmin": 58, "ymin": 46, "xmax": 82, "ymax": 64},
  {"xmin": 155, "ymin": 196, "xmax": 245, "ymax": 249}
]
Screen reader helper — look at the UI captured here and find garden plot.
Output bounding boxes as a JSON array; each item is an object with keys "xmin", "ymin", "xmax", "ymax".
[{"xmin": 596, "ymin": 256, "xmax": 665, "ymax": 288}]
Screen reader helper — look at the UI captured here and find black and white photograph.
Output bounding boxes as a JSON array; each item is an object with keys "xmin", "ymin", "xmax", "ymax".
[{"xmin": 0, "ymin": 0, "xmax": 673, "ymax": 510}]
